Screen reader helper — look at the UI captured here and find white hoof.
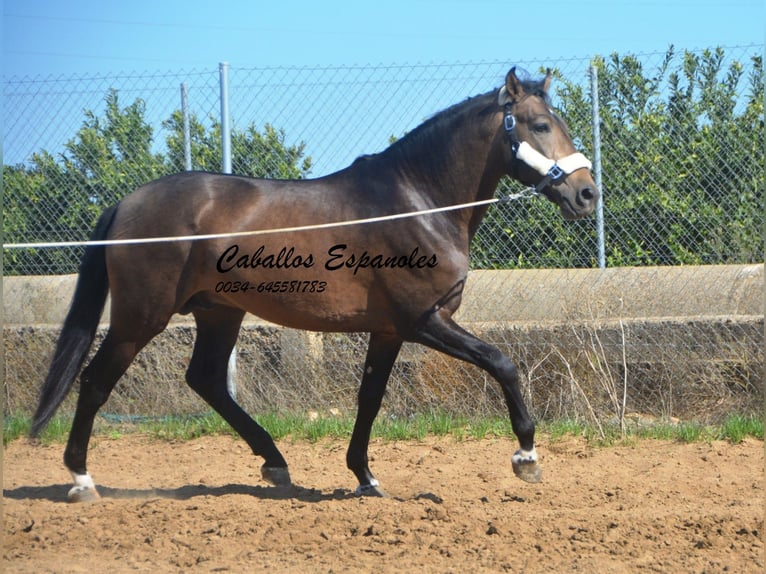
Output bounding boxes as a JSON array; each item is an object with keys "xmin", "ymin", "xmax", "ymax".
[
  {"xmin": 68, "ymin": 472, "xmax": 100, "ymax": 502},
  {"xmin": 68, "ymin": 485, "xmax": 101, "ymax": 503},
  {"xmin": 355, "ymin": 478, "xmax": 388, "ymax": 497},
  {"xmin": 512, "ymin": 448, "xmax": 543, "ymax": 483}
]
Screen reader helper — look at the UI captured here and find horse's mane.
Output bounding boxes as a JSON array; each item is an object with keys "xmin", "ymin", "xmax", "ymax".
[
  {"xmin": 374, "ymin": 71, "xmax": 551, "ymax": 163},
  {"xmin": 383, "ymin": 92, "xmax": 493, "ymax": 157}
]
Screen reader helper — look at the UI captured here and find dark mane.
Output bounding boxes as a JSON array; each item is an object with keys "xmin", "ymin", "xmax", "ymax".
[
  {"xmin": 378, "ymin": 71, "xmax": 552, "ymax": 162},
  {"xmin": 379, "ymin": 90, "xmax": 496, "ymax": 161}
]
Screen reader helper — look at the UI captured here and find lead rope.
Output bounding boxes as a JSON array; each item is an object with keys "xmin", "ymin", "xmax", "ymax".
[{"xmin": 2, "ymin": 192, "xmax": 537, "ymax": 250}]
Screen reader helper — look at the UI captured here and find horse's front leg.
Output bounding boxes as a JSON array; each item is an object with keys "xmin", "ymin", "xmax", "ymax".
[
  {"xmin": 411, "ymin": 310, "xmax": 542, "ymax": 483},
  {"xmin": 346, "ymin": 331, "xmax": 403, "ymax": 496}
]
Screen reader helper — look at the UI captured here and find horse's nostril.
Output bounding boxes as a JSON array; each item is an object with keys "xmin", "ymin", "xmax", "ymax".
[{"xmin": 580, "ymin": 187, "xmax": 595, "ymax": 202}]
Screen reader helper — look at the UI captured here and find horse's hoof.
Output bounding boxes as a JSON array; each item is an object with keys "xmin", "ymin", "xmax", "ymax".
[
  {"xmin": 261, "ymin": 466, "xmax": 292, "ymax": 487},
  {"xmin": 355, "ymin": 479, "xmax": 388, "ymax": 498},
  {"xmin": 512, "ymin": 448, "xmax": 542, "ymax": 483},
  {"xmin": 512, "ymin": 460, "xmax": 543, "ymax": 483},
  {"xmin": 67, "ymin": 485, "xmax": 101, "ymax": 503}
]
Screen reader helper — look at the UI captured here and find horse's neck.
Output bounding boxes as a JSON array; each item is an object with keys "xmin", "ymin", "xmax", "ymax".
[{"xmin": 387, "ymin": 103, "xmax": 504, "ymax": 209}]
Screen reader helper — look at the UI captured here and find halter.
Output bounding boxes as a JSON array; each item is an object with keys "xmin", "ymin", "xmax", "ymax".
[{"xmin": 498, "ymin": 87, "xmax": 592, "ymax": 193}]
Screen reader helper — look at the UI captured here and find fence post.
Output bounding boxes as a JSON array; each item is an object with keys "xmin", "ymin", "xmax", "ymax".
[
  {"xmin": 219, "ymin": 61, "xmax": 237, "ymax": 399},
  {"xmin": 220, "ymin": 62, "xmax": 232, "ymax": 174},
  {"xmin": 589, "ymin": 62, "xmax": 606, "ymax": 270},
  {"xmin": 181, "ymin": 83, "xmax": 192, "ymax": 171}
]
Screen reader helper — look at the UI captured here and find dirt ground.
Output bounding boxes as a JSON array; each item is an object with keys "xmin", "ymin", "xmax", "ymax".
[{"xmin": 3, "ymin": 433, "xmax": 764, "ymax": 573}]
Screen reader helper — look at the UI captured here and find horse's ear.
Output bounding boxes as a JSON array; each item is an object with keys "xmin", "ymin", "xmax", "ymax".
[
  {"xmin": 505, "ymin": 67, "xmax": 526, "ymax": 101},
  {"xmin": 542, "ymin": 68, "xmax": 552, "ymax": 94}
]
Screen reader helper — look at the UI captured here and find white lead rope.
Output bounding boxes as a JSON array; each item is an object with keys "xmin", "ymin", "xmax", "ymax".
[{"xmin": 2, "ymin": 190, "xmax": 537, "ymax": 250}]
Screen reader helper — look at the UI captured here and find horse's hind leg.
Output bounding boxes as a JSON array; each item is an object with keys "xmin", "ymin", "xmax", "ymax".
[
  {"xmin": 186, "ymin": 307, "xmax": 290, "ymax": 486},
  {"xmin": 65, "ymin": 330, "xmax": 154, "ymax": 502},
  {"xmin": 346, "ymin": 331, "xmax": 403, "ymax": 496}
]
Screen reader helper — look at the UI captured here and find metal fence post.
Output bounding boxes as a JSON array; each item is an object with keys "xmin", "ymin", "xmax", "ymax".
[
  {"xmin": 590, "ymin": 62, "xmax": 606, "ymax": 269},
  {"xmin": 181, "ymin": 82, "xmax": 192, "ymax": 171},
  {"xmin": 220, "ymin": 61, "xmax": 232, "ymax": 174},
  {"xmin": 219, "ymin": 61, "xmax": 237, "ymax": 399}
]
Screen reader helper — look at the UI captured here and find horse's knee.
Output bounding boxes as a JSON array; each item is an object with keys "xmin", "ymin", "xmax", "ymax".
[
  {"xmin": 479, "ymin": 347, "xmax": 519, "ymax": 384},
  {"xmin": 185, "ymin": 363, "xmax": 210, "ymax": 394},
  {"xmin": 185, "ymin": 359, "xmax": 230, "ymax": 403},
  {"xmin": 77, "ymin": 371, "xmax": 113, "ymax": 410},
  {"xmin": 185, "ymin": 364, "xmax": 201, "ymax": 390},
  {"xmin": 185, "ymin": 343, "xmax": 231, "ymax": 390},
  {"xmin": 498, "ymin": 358, "xmax": 519, "ymax": 385}
]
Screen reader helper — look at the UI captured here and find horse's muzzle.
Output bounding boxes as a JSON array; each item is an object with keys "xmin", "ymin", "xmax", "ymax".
[
  {"xmin": 550, "ymin": 175, "xmax": 600, "ymax": 220},
  {"xmin": 572, "ymin": 182, "xmax": 599, "ymax": 218}
]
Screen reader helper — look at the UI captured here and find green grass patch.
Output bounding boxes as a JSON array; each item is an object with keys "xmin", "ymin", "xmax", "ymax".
[
  {"xmin": 675, "ymin": 421, "xmax": 706, "ymax": 443},
  {"xmin": 138, "ymin": 412, "xmax": 238, "ymax": 441},
  {"xmin": 3, "ymin": 415, "xmax": 30, "ymax": 445},
  {"xmin": 2, "ymin": 414, "xmax": 74, "ymax": 446},
  {"xmin": 465, "ymin": 417, "xmax": 513, "ymax": 440},
  {"xmin": 4, "ymin": 411, "xmax": 763, "ymax": 447},
  {"xmin": 718, "ymin": 413, "xmax": 764, "ymax": 443},
  {"xmin": 546, "ymin": 419, "xmax": 589, "ymax": 441}
]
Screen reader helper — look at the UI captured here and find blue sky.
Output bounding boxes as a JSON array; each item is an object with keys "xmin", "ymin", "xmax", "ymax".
[{"xmin": 4, "ymin": 0, "xmax": 764, "ymax": 76}]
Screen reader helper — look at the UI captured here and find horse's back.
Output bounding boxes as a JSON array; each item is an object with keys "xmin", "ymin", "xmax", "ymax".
[{"xmin": 119, "ymin": 172, "xmax": 265, "ymax": 219}]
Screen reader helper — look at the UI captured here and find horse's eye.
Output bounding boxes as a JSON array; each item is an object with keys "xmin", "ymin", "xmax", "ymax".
[{"xmin": 532, "ymin": 122, "xmax": 551, "ymax": 134}]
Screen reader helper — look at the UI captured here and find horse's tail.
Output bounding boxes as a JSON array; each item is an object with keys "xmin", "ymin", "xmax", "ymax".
[{"xmin": 30, "ymin": 203, "xmax": 120, "ymax": 437}]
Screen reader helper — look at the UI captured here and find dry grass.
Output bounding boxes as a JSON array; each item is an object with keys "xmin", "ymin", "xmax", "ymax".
[{"xmin": 4, "ymin": 316, "xmax": 762, "ymax": 427}]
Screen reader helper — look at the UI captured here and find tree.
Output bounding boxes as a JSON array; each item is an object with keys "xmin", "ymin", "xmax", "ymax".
[
  {"xmin": 5, "ymin": 91, "xmax": 313, "ymax": 275},
  {"xmin": 4, "ymin": 90, "xmax": 168, "ymax": 274},
  {"xmin": 163, "ymin": 112, "xmax": 312, "ymax": 178},
  {"xmin": 586, "ymin": 46, "xmax": 764, "ymax": 266},
  {"xmin": 163, "ymin": 111, "xmax": 220, "ymax": 173}
]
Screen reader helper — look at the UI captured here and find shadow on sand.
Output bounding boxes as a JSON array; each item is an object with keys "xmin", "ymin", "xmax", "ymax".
[{"xmin": 3, "ymin": 482, "xmax": 363, "ymax": 504}]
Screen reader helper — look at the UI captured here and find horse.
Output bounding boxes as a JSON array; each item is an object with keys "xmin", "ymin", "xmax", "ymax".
[{"xmin": 31, "ymin": 67, "xmax": 599, "ymax": 502}]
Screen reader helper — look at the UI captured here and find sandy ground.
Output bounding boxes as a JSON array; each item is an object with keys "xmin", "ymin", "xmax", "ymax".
[{"xmin": 4, "ymin": 433, "xmax": 764, "ymax": 573}]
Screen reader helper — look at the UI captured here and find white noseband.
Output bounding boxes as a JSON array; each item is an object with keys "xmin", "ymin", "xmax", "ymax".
[{"xmin": 515, "ymin": 141, "xmax": 592, "ymax": 178}]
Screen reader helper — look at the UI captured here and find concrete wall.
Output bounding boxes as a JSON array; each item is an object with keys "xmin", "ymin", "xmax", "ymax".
[
  {"xmin": 4, "ymin": 264, "xmax": 763, "ymax": 326},
  {"xmin": 456, "ymin": 264, "xmax": 763, "ymax": 323},
  {"xmin": 4, "ymin": 265, "xmax": 763, "ymax": 420}
]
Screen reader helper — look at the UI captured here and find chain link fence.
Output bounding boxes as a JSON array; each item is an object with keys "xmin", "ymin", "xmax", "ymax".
[
  {"xmin": 3, "ymin": 45, "xmax": 764, "ymax": 425},
  {"xmin": 4, "ymin": 45, "xmax": 763, "ymax": 272}
]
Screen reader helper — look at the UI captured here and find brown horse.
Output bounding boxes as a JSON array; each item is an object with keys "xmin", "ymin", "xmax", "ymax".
[{"xmin": 31, "ymin": 67, "xmax": 598, "ymax": 501}]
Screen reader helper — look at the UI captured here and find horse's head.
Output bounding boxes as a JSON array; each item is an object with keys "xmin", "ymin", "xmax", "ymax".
[{"xmin": 499, "ymin": 67, "xmax": 599, "ymax": 220}]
